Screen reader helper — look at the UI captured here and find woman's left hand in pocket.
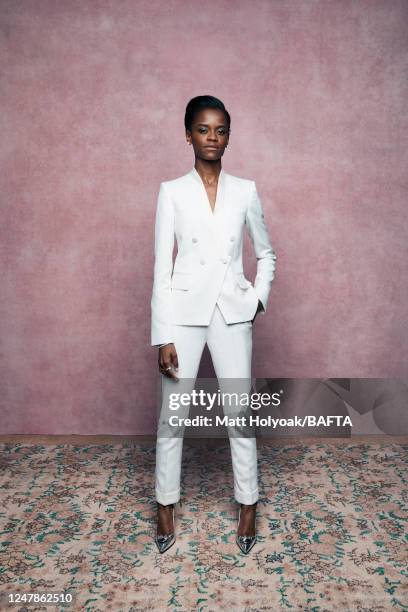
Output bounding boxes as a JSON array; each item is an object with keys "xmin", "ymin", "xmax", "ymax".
[{"xmin": 252, "ymin": 300, "xmax": 264, "ymax": 324}]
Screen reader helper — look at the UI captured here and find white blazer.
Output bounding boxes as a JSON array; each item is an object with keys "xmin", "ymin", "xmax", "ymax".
[{"xmin": 151, "ymin": 166, "xmax": 277, "ymax": 346}]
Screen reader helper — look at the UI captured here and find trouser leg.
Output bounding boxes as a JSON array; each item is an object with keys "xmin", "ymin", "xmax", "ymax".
[
  {"xmin": 155, "ymin": 322, "xmax": 206, "ymax": 505},
  {"xmin": 206, "ymin": 304, "xmax": 259, "ymax": 505}
]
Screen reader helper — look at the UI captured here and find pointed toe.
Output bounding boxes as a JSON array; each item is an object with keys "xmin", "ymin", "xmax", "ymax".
[
  {"xmin": 236, "ymin": 534, "xmax": 257, "ymax": 554},
  {"xmin": 155, "ymin": 532, "xmax": 176, "ymax": 553}
]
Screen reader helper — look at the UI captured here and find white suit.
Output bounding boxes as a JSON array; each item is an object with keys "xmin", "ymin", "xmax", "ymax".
[
  {"xmin": 151, "ymin": 167, "xmax": 277, "ymax": 346},
  {"xmin": 152, "ymin": 166, "xmax": 277, "ymax": 506}
]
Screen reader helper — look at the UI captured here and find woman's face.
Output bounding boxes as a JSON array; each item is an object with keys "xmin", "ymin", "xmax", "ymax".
[{"xmin": 186, "ymin": 108, "xmax": 229, "ymax": 162}]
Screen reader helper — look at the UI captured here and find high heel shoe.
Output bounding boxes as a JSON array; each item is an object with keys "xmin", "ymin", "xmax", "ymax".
[
  {"xmin": 155, "ymin": 503, "xmax": 176, "ymax": 553},
  {"xmin": 236, "ymin": 504, "xmax": 257, "ymax": 554}
]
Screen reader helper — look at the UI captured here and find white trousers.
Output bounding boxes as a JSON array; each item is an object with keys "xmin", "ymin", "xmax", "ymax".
[{"xmin": 155, "ymin": 303, "xmax": 259, "ymax": 505}]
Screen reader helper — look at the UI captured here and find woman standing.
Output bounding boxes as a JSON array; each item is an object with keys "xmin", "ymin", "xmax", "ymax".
[{"xmin": 151, "ymin": 95, "xmax": 277, "ymax": 553}]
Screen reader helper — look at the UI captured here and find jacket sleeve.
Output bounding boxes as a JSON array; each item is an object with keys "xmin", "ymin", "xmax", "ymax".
[
  {"xmin": 245, "ymin": 181, "xmax": 277, "ymax": 314},
  {"xmin": 151, "ymin": 182, "xmax": 175, "ymax": 346}
]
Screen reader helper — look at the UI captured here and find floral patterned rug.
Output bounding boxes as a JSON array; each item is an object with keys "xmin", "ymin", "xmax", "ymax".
[{"xmin": 0, "ymin": 437, "xmax": 407, "ymax": 611}]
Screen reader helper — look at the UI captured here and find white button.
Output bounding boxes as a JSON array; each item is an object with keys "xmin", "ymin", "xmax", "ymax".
[
  {"xmin": 192, "ymin": 237, "xmax": 198, "ymax": 243},
  {"xmin": 230, "ymin": 236, "xmax": 235, "ymax": 241},
  {"xmin": 200, "ymin": 259, "xmax": 205, "ymax": 265},
  {"xmin": 221, "ymin": 258, "xmax": 227, "ymax": 264}
]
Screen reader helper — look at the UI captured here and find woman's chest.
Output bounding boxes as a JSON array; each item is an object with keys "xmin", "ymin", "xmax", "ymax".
[{"xmin": 172, "ymin": 188, "xmax": 249, "ymax": 237}]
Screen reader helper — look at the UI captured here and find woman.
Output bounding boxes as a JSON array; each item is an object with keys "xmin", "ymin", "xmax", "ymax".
[{"xmin": 151, "ymin": 95, "xmax": 277, "ymax": 553}]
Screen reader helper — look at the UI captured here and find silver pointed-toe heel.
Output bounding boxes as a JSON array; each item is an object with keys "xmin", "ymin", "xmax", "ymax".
[
  {"xmin": 236, "ymin": 504, "xmax": 257, "ymax": 554},
  {"xmin": 155, "ymin": 503, "xmax": 176, "ymax": 553}
]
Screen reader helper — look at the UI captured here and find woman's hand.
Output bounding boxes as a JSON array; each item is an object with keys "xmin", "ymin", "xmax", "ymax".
[{"xmin": 158, "ymin": 344, "xmax": 179, "ymax": 380}]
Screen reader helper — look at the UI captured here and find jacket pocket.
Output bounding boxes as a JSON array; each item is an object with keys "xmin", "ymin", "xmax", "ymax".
[
  {"xmin": 235, "ymin": 272, "xmax": 252, "ymax": 290},
  {"xmin": 171, "ymin": 271, "xmax": 191, "ymax": 290}
]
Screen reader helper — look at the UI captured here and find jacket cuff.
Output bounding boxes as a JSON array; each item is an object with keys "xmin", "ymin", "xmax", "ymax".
[{"xmin": 253, "ymin": 290, "xmax": 268, "ymax": 314}]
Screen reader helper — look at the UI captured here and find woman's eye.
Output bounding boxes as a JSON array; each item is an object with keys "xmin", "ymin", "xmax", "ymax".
[{"xmin": 197, "ymin": 127, "xmax": 226, "ymax": 135}]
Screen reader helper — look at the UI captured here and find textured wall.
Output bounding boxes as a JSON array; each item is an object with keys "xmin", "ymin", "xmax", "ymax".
[{"xmin": 1, "ymin": 0, "xmax": 407, "ymax": 434}]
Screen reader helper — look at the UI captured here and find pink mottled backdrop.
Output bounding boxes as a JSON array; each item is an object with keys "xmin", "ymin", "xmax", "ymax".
[{"xmin": 1, "ymin": 0, "xmax": 407, "ymax": 434}]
